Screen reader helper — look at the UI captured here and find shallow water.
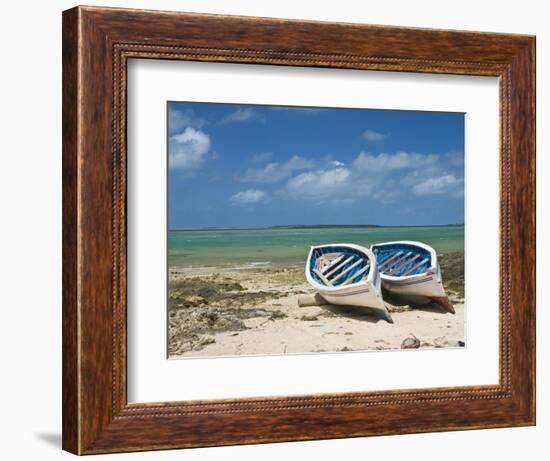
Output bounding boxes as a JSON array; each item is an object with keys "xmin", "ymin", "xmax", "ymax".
[{"xmin": 168, "ymin": 225, "xmax": 464, "ymax": 268}]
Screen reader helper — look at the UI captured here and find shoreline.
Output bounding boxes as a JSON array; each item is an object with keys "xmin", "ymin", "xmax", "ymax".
[
  {"xmin": 168, "ymin": 252, "xmax": 465, "ymax": 358},
  {"xmin": 169, "ymin": 251, "xmax": 464, "ymax": 276},
  {"xmin": 169, "ymin": 262, "xmax": 303, "ymax": 276}
]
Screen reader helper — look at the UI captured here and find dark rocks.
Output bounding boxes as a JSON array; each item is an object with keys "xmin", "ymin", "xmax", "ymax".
[
  {"xmin": 198, "ymin": 336, "xmax": 215, "ymax": 347},
  {"xmin": 269, "ymin": 311, "xmax": 287, "ymax": 320},
  {"xmin": 401, "ymin": 334, "xmax": 421, "ymax": 349},
  {"xmin": 434, "ymin": 336, "xmax": 466, "ymax": 348},
  {"xmin": 439, "ymin": 252, "xmax": 465, "ymax": 298},
  {"xmin": 184, "ymin": 295, "xmax": 207, "ymax": 307},
  {"xmin": 168, "ymin": 277, "xmax": 249, "ymax": 310},
  {"xmin": 300, "ymin": 315, "xmax": 319, "ymax": 321}
]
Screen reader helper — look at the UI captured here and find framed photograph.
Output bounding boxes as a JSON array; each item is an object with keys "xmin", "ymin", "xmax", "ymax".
[
  {"xmin": 62, "ymin": 6, "xmax": 535, "ymax": 455},
  {"xmin": 164, "ymin": 101, "xmax": 463, "ymax": 360}
]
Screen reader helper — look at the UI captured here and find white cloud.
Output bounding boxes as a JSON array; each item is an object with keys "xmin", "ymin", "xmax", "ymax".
[
  {"xmin": 250, "ymin": 152, "xmax": 273, "ymax": 164},
  {"xmin": 444, "ymin": 150, "xmax": 465, "ymax": 167},
  {"xmin": 352, "ymin": 151, "xmax": 439, "ymax": 171},
  {"xmin": 413, "ymin": 174, "xmax": 461, "ymax": 195},
  {"xmin": 362, "ymin": 129, "xmax": 389, "ymax": 141},
  {"xmin": 279, "ymin": 150, "xmax": 463, "ymax": 204},
  {"xmin": 284, "ymin": 167, "xmax": 352, "ymax": 202},
  {"xmin": 168, "ymin": 108, "xmax": 206, "ymax": 135},
  {"xmin": 285, "ymin": 155, "xmax": 316, "ymax": 170},
  {"xmin": 239, "ymin": 155, "xmax": 316, "ymax": 183},
  {"xmin": 169, "ymin": 127, "xmax": 212, "ymax": 174},
  {"xmin": 220, "ymin": 108, "xmax": 262, "ymax": 124},
  {"xmin": 230, "ymin": 189, "xmax": 268, "ymax": 205}
]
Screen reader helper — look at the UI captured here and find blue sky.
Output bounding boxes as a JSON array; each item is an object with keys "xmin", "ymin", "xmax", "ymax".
[{"xmin": 167, "ymin": 102, "xmax": 464, "ymax": 229}]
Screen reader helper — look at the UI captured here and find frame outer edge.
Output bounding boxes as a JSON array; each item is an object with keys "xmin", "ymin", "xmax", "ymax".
[
  {"xmin": 512, "ymin": 36, "xmax": 536, "ymax": 424},
  {"xmin": 62, "ymin": 6, "xmax": 536, "ymax": 454},
  {"xmin": 531, "ymin": 36, "xmax": 537, "ymax": 425},
  {"xmin": 496, "ymin": 38, "xmax": 534, "ymax": 424},
  {"xmin": 62, "ymin": 6, "xmax": 81, "ymax": 455}
]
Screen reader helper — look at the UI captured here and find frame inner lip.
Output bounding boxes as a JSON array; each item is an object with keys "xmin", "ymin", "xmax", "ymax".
[{"xmin": 113, "ymin": 45, "xmax": 511, "ymax": 412}]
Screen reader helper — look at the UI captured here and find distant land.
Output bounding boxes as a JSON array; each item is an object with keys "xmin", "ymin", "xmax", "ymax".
[{"xmin": 169, "ymin": 223, "xmax": 464, "ymax": 231}]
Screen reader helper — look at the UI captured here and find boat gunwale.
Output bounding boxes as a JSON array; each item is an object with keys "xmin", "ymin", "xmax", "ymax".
[
  {"xmin": 371, "ymin": 240, "xmax": 438, "ymax": 281},
  {"xmin": 305, "ymin": 243, "xmax": 377, "ymax": 292}
]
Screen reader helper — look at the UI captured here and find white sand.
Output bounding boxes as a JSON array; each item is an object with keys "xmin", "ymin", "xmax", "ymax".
[{"xmin": 170, "ymin": 269, "xmax": 465, "ymax": 358}]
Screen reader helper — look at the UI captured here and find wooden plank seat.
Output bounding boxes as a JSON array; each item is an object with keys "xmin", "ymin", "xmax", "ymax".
[
  {"xmin": 313, "ymin": 268, "xmax": 333, "ymax": 286},
  {"xmin": 341, "ymin": 262, "xmax": 371, "ymax": 286},
  {"xmin": 324, "ymin": 255, "xmax": 355, "ymax": 278},
  {"xmin": 381, "ymin": 251, "xmax": 412, "ymax": 274},
  {"xmin": 319, "ymin": 254, "xmax": 345, "ymax": 274},
  {"xmin": 387, "ymin": 253, "xmax": 420, "ymax": 276},
  {"xmin": 378, "ymin": 251, "xmax": 403, "ymax": 270},
  {"xmin": 331, "ymin": 258, "xmax": 364, "ymax": 283},
  {"xmin": 313, "ymin": 254, "xmax": 372, "ymax": 287},
  {"xmin": 400, "ymin": 257, "xmax": 430, "ymax": 276}
]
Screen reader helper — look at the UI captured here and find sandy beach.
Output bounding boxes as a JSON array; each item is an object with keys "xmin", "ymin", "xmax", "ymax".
[{"xmin": 168, "ymin": 252, "xmax": 465, "ymax": 358}]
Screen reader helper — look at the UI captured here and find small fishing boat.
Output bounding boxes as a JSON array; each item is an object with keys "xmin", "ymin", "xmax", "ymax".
[
  {"xmin": 371, "ymin": 240, "xmax": 454, "ymax": 313},
  {"xmin": 305, "ymin": 243, "xmax": 393, "ymax": 323}
]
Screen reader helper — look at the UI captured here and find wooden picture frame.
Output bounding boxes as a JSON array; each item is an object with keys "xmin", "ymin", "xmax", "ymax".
[{"xmin": 62, "ymin": 5, "xmax": 535, "ymax": 455}]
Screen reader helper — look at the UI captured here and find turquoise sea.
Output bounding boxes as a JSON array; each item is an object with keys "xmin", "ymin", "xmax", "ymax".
[{"xmin": 168, "ymin": 225, "xmax": 464, "ymax": 269}]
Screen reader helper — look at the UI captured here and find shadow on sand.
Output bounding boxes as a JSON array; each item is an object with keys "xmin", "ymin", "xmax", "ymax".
[
  {"xmin": 382, "ymin": 291, "xmax": 454, "ymax": 315},
  {"xmin": 320, "ymin": 304, "xmax": 387, "ymax": 324}
]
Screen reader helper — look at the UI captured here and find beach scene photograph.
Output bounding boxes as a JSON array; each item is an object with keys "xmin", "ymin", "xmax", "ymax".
[{"xmin": 167, "ymin": 101, "xmax": 465, "ymax": 358}]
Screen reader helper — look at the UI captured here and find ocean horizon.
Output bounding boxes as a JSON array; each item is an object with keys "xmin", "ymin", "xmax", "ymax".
[{"xmin": 168, "ymin": 224, "xmax": 465, "ymax": 269}]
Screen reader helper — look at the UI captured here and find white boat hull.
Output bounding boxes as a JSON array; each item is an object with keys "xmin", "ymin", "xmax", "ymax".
[
  {"xmin": 372, "ymin": 241, "xmax": 455, "ymax": 313},
  {"xmin": 306, "ymin": 244, "xmax": 393, "ymax": 322},
  {"xmin": 381, "ymin": 266, "xmax": 444, "ymax": 297}
]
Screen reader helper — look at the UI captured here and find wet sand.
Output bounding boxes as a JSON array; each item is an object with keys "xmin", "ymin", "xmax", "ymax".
[{"xmin": 168, "ymin": 252, "xmax": 465, "ymax": 358}]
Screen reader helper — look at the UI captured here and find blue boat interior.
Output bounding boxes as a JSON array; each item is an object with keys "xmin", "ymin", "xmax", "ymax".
[
  {"xmin": 310, "ymin": 246, "xmax": 371, "ymax": 287},
  {"xmin": 372, "ymin": 243, "xmax": 432, "ymax": 277}
]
